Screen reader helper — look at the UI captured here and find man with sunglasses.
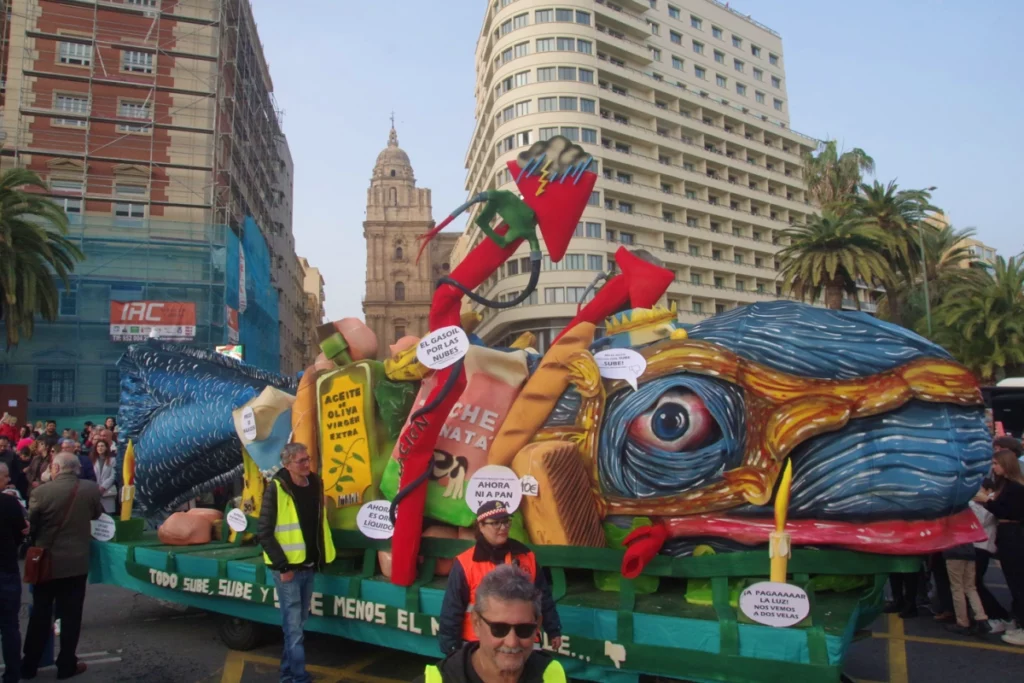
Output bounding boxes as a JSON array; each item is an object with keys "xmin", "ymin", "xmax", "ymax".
[
  {"xmin": 258, "ymin": 443, "xmax": 337, "ymax": 683},
  {"xmin": 417, "ymin": 564, "xmax": 566, "ymax": 682},
  {"xmin": 438, "ymin": 501, "xmax": 561, "ymax": 657}
]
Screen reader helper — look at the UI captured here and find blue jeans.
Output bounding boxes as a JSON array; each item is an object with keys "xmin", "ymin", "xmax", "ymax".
[
  {"xmin": 271, "ymin": 569, "xmax": 315, "ymax": 683},
  {"xmin": 0, "ymin": 572, "xmax": 20, "ymax": 683}
]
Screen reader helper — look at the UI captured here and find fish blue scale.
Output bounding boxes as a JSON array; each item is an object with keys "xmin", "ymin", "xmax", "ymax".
[{"xmin": 117, "ymin": 342, "xmax": 296, "ymax": 515}]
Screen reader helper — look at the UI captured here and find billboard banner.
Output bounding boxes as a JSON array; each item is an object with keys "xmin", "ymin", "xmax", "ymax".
[
  {"xmin": 226, "ymin": 305, "xmax": 239, "ymax": 344},
  {"xmin": 110, "ymin": 301, "xmax": 197, "ymax": 342},
  {"xmin": 238, "ymin": 251, "xmax": 248, "ymax": 314}
]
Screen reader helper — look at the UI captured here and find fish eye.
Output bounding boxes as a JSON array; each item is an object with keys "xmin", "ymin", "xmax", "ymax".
[{"xmin": 627, "ymin": 390, "xmax": 717, "ymax": 452}]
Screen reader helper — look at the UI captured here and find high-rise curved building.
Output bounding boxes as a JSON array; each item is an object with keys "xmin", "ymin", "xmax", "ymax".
[{"xmin": 453, "ymin": 0, "xmax": 819, "ymax": 351}]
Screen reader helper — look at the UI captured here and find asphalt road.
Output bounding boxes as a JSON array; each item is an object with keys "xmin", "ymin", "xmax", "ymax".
[{"xmin": 6, "ymin": 565, "xmax": 1021, "ymax": 682}]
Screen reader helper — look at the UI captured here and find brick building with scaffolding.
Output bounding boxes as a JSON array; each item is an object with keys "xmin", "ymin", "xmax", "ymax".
[{"xmin": 0, "ymin": 0, "xmax": 311, "ymax": 422}]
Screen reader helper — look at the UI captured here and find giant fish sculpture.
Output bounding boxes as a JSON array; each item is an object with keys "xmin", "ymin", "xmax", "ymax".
[
  {"xmin": 117, "ymin": 343, "xmax": 297, "ymax": 514},
  {"xmin": 375, "ymin": 301, "xmax": 989, "ymax": 574}
]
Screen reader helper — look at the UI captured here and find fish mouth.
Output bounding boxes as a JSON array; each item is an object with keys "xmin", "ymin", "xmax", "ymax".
[{"xmin": 659, "ymin": 508, "xmax": 986, "ymax": 555}]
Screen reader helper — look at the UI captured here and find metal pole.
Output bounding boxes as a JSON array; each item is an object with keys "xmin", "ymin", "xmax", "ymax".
[{"xmin": 917, "ymin": 223, "xmax": 932, "ymax": 336}]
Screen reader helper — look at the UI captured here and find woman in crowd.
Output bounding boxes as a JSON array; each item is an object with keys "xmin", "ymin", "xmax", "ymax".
[
  {"xmin": 104, "ymin": 416, "xmax": 119, "ymax": 439},
  {"xmin": 979, "ymin": 448, "xmax": 1024, "ymax": 646},
  {"xmin": 25, "ymin": 442, "xmax": 56, "ymax": 488},
  {"xmin": 0, "ymin": 414, "xmax": 18, "ymax": 443},
  {"xmin": 90, "ymin": 439, "xmax": 118, "ymax": 514}
]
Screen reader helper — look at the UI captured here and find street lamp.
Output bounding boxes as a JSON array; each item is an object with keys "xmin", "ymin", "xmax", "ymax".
[{"xmin": 917, "ymin": 187, "xmax": 937, "ymax": 336}]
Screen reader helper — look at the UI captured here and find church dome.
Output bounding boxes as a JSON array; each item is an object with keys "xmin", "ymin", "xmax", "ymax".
[{"xmin": 372, "ymin": 126, "xmax": 414, "ymax": 181}]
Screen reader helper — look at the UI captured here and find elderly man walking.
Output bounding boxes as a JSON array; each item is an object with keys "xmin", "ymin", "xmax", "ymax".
[
  {"xmin": 21, "ymin": 452, "xmax": 102, "ymax": 680},
  {"xmin": 258, "ymin": 443, "xmax": 336, "ymax": 683},
  {"xmin": 416, "ymin": 564, "xmax": 566, "ymax": 682}
]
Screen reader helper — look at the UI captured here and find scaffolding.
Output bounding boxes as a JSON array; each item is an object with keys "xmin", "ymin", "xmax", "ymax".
[{"xmin": 0, "ymin": 0, "xmax": 286, "ymax": 421}]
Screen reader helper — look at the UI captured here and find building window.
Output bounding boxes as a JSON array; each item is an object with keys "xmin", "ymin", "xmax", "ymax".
[
  {"xmin": 513, "ymin": 12, "xmax": 528, "ymax": 29},
  {"xmin": 514, "ymin": 41, "xmax": 529, "ymax": 58},
  {"xmin": 692, "ymin": 41, "xmax": 704, "ymax": 54},
  {"xmin": 516, "ymin": 131, "xmax": 531, "ymax": 146},
  {"xmin": 692, "ymin": 301, "xmax": 703, "ymax": 314},
  {"xmin": 580, "ymin": 98, "xmax": 595, "ymax": 113},
  {"xmin": 536, "ymin": 38, "xmax": 554, "ymax": 52},
  {"xmin": 736, "ymin": 280, "xmax": 746, "ymax": 291},
  {"xmin": 588, "ymin": 191, "xmax": 600, "ymax": 206},
  {"xmin": 671, "ymin": 56, "xmax": 684, "ymax": 70},
  {"xmin": 544, "ymin": 287, "xmax": 565, "ymax": 304},
  {"xmin": 117, "ymin": 99, "xmax": 151, "ymax": 133},
  {"xmin": 691, "ymin": 273, "xmax": 702, "ymax": 285},
  {"xmin": 734, "ymin": 253, "xmax": 744, "ymax": 264},
  {"xmin": 579, "ymin": 68, "xmax": 594, "ymax": 83},
  {"xmin": 58, "ymin": 41, "xmax": 91, "ymax": 66},
  {"xmin": 619, "ymin": 231, "xmax": 635, "ymax": 244},
  {"xmin": 114, "ymin": 183, "xmax": 146, "ymax": 222},
  {"xmin": 50, "ymin": 180, "xmax": 83, "ymax": 216},
  {"xmin": 650, "ymin": 47, "xmax": 661, "ymax": 61},
  {"xmin": 576, "ymin": 10, "xmax": 591, "ymax": 24},
  {"xmin": 774, "ymin": 98, "xmax": 784, "ymax": 111},
  {"xmin": 648, "ymin": 21, "xmax": 660, "ymax": 35},
  {"xmin": 577, "ymin": 39, "xmax": 592, "ymax": 54},
  {"xmin": 555, "ymin": 8, "xmax": 573, "ymax": 21},
  {"xmin": 689, "ymin": 245, "xmax": 700, "ymax": 256},
  {"xmin": 37, "ymin": 369, "xmax": 75, "ymax": 405},
  {"xmin": 558, "ymin": 66, "xmax": 576, "ymax": 80},
  {"xmin": 670, "ymin": 30, "xmax": 682, "ymax": 45},
  {"xmin": 732, "ymin": 35, "xmax": 742, "ymax": 48},
  {"xmin": 564, "ymin": 254, "xmax": 585, "ymax": 270},
  {"xmin": 104, "ymin": 369, "xmax": 121, "ymax": 404},
  {"xmin": 751, "ymin": 44, "xmax": 761, "ymax": 57},
  {"xmin": 587, "ymin": 255, "xmax": 603, "ymax": 270},
  {"xmin": 712, "ymin": 26, "xmax": 723, "ymax": 39},
  {"xmin": 716, "ymin": 74, "xmax": 726, "ymax": 87},
  {"xmin": 755, "ymin": 91, "xmax": 765, "ymax": 104},
  {"xmin": 122, "ymin": 50, "xmax": 154, "ymax": 73},
  {"xmin": 690, "ymin": 15, "xmax": 702, "ymax": 29},
  {"xmin": 394, "ymin": 282, "xmax": 405, "ymax": 301},
  {"xmin": 734, "ymin": 59, "xmax": 744, "ymax": 72},
  {"xmin": 500, "ymin": 19, "xmax": 513, "ymax": 36},
  {"xmin": 665, "ymin": 239, "xmax": 676, "ymax": 251},
  {"xmin": 540, "ymin": 126, "xmax": 558, "ymax": 140},
  {"xmin": 58, "ymin": 289, "xmax": 77, "ymax": 316},
  {"xmin": 753, "ymin": 68, "xmax": 763, "ymax": 81},
  {"xmin": 585, "ymin": 222, "xmax": 601, "ymax": 238},
  {"xmin": 535, "ymin": 9, "xmax": 553, "ymax": 22},
  {"xmin": 771, "ymin": 75, "xmax": 781, "ymax": 88},
  {"xmin": 714, "ymin": 50, "xmax": 724, "ymax": 64},
  {"xmin": 539, "ymin": 97, "xmax": 557, "ymax": 112},
  {"xmin": 127, "ymin": 0, "xmax": 159, "ymax": 5},
  {"xmin": 694, "ymin": 66, "xmax": 706, "ymax": 79},
  {"xmin": 560, "ymin": 126, "xmax": 579, "ymax": 141},
  {"xmin": 514, "ymin": 71, "xmax": 529, "ymax": 87},
  {"xmin": 557, "ymin": 37, "xmax": 575, "ymax": 51},
  {"xmin": 515, "ymin": 100, "xmax": 530, "ymax": 116},
  {"xmin": 537, "ymin": 66, "xmax": 555, "ymax": 81},
  {"xmin": 769, "ymin": 53, "xmax": 779, "ymax": 66},
  {"xmin": 736, "ymin": 83, "xmax": 746, "ymax": 96},
  {"xmin": 581, "ymin": 127, "xmax": 597, "ymax": 143},
  {"xmin": 394, "ymin": 245, "xmax": 403, "ymax": 260},
  {"xmin": 507, "ymin": 259, "xmax": 520, "ymax": 276},
  {"xmin": 668, "ymin": 5, "xmax": 680, "ymax": 19},
  {"xmin": 52, "ymin": 93, "xmax": 89, "ymax": 127}
]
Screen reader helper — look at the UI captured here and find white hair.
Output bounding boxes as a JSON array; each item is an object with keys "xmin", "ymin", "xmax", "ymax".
[{"xmin": 53, "ymin": 452, "xmax": 81, "ymax": 475}]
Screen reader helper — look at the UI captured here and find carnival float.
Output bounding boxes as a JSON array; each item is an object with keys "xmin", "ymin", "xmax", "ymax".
[{"xmin": 88, "ymin": 137, "xmax": 990, "ymax": 683}]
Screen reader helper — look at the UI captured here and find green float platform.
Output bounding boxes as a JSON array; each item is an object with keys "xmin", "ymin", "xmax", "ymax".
[{"xmin": 88, "ymin": 520, "xmax": 917, "ymax": 683}]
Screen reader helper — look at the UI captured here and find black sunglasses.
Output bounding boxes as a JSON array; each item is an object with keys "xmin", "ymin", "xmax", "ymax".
[{"xmin": 477, "ymin": 613, "xmax": 538, "ymax": 639}]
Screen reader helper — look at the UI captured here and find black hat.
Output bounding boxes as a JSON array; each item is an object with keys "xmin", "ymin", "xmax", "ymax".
[{"xmin": 476, "ymin": 500, "xmax": 512, "ymax": 523}]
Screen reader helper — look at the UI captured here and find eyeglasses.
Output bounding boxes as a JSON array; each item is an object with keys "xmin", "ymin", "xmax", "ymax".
[
  {"xmin": 292, "ymin": 458, "xmax": 311, "ymax": 465},
  {"xmin": 477, "ymin": 614, "xmax": 538, "ymax": 639},
  {"xmin": 481, "ymin": 519, "xmax": 511, "ymax": 529}
]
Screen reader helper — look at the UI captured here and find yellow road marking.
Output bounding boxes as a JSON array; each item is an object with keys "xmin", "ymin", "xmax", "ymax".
[
  {"xmin": 873, "ymin": 630, "xmax": 1024, "ymax": 656},
  {"xmin": 220, "ymin": 650, "xmax": 245, "ymax": 683},
  {"xmin": 233, "ymin": 651, "xmax": 405, "ymax": 683},
  {"xmin": 886, "ymin": 613, "xmax": 910, "ymax": 683}
]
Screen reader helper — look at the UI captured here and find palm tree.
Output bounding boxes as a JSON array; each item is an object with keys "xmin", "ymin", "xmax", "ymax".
[
  {"xmin": 802, "ymin": 140, "xmax": 875, "ymax": 211},
  {"xmin": 933, "ymin": 255, "xmax": 1024, "ymax": 382},
  {"xmin": 853, "ymin": 181, "xmax": 936, "ymax": 327},
  {"xmin": 777, "ymin": 212, "xmax": 892, "ymax": 310},
  {"xmin": 0, "ymin": 168, "xmax": 84, "ymax": 348},
  {"xmin": 878, "ymin": 224, "xmax": 983, "ymax": 331}
]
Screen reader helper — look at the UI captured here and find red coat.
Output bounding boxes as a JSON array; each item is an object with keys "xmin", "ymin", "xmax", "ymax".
[{"xmin": 0, "ymin": 423, "xmax": 19, "ymax": 444}]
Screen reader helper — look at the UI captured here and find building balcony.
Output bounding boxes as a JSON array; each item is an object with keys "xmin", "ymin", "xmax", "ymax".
[
  {"xmin": 594, "ymin": 0, "xmax": 650, "ymax": 38},
  {"xmin": 596, "ymin": 25, "xmax": 653, "ymax": 64}
]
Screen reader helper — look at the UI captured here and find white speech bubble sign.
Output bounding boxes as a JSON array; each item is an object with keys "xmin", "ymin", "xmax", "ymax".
[
  {"xmin": 241, "ymin": 406, "xmax": 257, "ymax": 442},
  {"xmin": 594, "ymin": 349, "xmax": 647, "ymax": 391},
  {"xmin": 356, "ymin": 500, "xmax": 395, "ymax": 540},
  {"xmin": 91, "ymin": 513, "xmax": 116, "ymax": 542},
  {"xmin": 416, "ymin": 325, "xmax": 470, "ymax": 370},
  {"xmin": 738, "ymin": 581, "xmax": 811, "ymax": 628},
  {"xmin": 466, "ymin": 465, "xmax": 523, "ymax": 514},
  {"xmin": 226, "ymin": 508, "xmax": 248, "ymax": 533}
]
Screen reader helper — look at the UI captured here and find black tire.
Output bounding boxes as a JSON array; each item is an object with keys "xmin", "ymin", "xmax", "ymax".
[{"xmin": 218, "ymin": 615, "xmax": 266, "ymax": 651}]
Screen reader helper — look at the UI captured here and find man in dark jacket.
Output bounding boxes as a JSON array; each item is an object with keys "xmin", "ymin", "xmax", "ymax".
[
  {"xmin": 257, "ymin": 443, "xmax": 336, "ymax": 683},
  {"xmin": 21, "ymin": 452, "xmax": 102, "ymax": 680},
  {"xmin": 0, "ymin": 462, "xmax": 28, "ymax": 683},
  {"xmin": 0, "ymin": 436, "xmax": 27, "ymax": 501},
  {"xmin": 415, "ymin": 565, "xmax": 566, "ymax": 682},
  {"xmin": 438, "ymin": 501, "xmax": 561, "ymax": 656}
]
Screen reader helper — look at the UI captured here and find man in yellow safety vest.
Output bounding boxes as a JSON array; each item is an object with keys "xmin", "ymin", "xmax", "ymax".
[
  {"xmin": 414, "ymin": 565, "xmax": 566, "ymax": 683},
  {"xmin": 258, "ymin": 442, "xmax": 336, "ymax": 683}
]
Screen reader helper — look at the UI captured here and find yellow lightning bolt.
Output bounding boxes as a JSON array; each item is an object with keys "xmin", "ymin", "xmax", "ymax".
[{"xmin": 536, "ymin": 157, "xmax": 553, "ymax": 196}]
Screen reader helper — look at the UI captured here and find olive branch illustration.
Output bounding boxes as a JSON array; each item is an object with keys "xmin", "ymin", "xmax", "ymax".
[{"xmin": 328, "ymin": 437, "xmax": 366, "ymax": 490}]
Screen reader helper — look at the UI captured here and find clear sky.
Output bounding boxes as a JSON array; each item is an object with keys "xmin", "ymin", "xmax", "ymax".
[{"xmin": 250, "ymin": 0, "xmax": 1023, "ymax": 322}]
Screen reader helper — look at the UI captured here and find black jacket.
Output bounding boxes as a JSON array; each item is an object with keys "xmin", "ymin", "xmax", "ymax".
[
  {"xmin": 438, "ymin": 538, "xmax": 562, "ymax": 656},
  {"xmin": 0, "ymin": 449, "xmax": 28, "ymax": 501},
  {"xmin": 257, "ymin": 469, "xmax": 328, "ymax": 572},
  {"xmin": 412, "ymin": 641, "xmax": 560, "ymax": 683}
]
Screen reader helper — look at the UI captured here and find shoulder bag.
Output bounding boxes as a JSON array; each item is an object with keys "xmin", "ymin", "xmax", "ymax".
[{"xmin": 24, "ymin": 480, "xmax": 80, "ymax": 585}]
